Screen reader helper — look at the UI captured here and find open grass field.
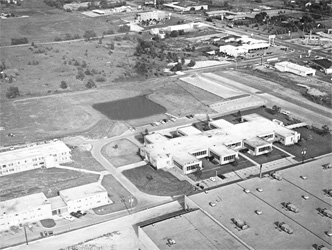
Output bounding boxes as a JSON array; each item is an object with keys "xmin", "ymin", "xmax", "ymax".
[
  {"xmin": 101, "ymin": 139, "xmax": 142, "ymax": 168},
  {"xmin": 0, "ymin": 168, "xmax": 99, "ymax": 202},
  {"xmin": 66, "ymin": 147, "xmax": 106, "ymax": 172},
  {"xmin": 95, "ymin": 174, "xmax": 137, "ymax": 215},
  {"xmin": 123, "ymin": 165, "xmax": 193, "ymax": 196},
  {"xmin": 0, "ymin": 0, "xmax": 131, "ymax": 46}
]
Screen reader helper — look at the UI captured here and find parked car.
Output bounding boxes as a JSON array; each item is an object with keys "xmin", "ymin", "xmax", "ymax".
[
  {"xmin": 315, "ymin": 245, "xmax": 329, "ymax": 250},
  {"xmin": 300, "ymin": 175, "xmax": 307, "ymax": 180},
  {"xmin": 255, "ymin": 210, "xmax": 263, "ymax": 215},
  {"xmin": 278, "ymin": 222, "xmax": 293, "ymax": 234},
  {"xmin": 257, "ymin": 188, "xmax": 263, "ymax": 192},
  {"xmin": 325, "ymin": 231, "xmax": 332, "ymax": 237},
  {"xmin": 323, "ymin": 164, "xmax": 332, "ymax": 169},
  {"xmin": 285, "ymin": 202, "xmax": 300, "ymax": 213},
  {"xmin": 77, "ymin": 210, "xmax": 87, "ymax": 216},
  {"xmin": 234, "ymin": 219, "xmax": 249, "ymax": 230},
  {"xmin": 271, "ymin": 171, "xmax": 282, "ymax": 181},
  {"xmin": 170, "ymin": 117, "xmax": 177, "ymax": 122},
  {"xmin": 64, "ymin": 215, "xmax": 75, "ymax": 221},
  {"xmin": 327, "ymin": 189, "xmax": 332, "ymax": 197},
  {"xmin": 321, "ymin": 208, "xmax": 332, "ymax": 218},
  {"xmin": 243, "ymin": 189, "xmax": 251, "ymax": 194},
  {"xmin": 129, "ymin": 127, "xmax": 136, "ymax": 132},
  {"xmin": 302, "ymin": 195, "xmax": 309, "ymax": 200},
  {"xmin": 70, "ymin": 212, "xmax": 82, "ymax": 218}
]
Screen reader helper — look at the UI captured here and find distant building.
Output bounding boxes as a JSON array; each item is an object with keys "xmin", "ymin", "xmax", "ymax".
[
  {"xmin": 140, "ymin": 114, "xmax": 300, "ymax": 175},
  {"xmin": 0, "ymin": 193, "xmax": 52, "ymax": 231},
  {"xmin": 275, "ymin": 61, "xmax": 316, "ymax": 76},
  {"xmin": 163, "ymin": 2, "xmax": 208, "ymax": 12},
  {"xmin": 311, "ymin": 59, "xmax": 332, "ymax": 75},
  {"xmin": 59, "ymin": 183, "xmax": 111, "ymax": 213},
  {"xmin": 92, "ymin": 9, "xmax": 105, "ymax": 15},
  {"xmin": 136, "ymin": 11, "xmax": 166, "ymax": 22},
  {"xmin": 219, "ymin": 42, "xmax": 269, "ymax": 58},
  {"xmin": 0, "ymin": 141, "xmax": 72, "ymax": 176}
]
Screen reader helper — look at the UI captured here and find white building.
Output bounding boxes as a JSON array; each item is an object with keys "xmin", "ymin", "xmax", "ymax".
[
  {"xmin": 59, "ymin": 183, "xmax": 111, "ymax": 213},
  {"xmin": 163, "ymin": 2, "xmax": 208, "ymax": 12},
  {"xmin": 0, "ymin": 141, "xmax": 72, "ymax": 176},
  {"xmin": 0, "ymin": 193, "xmax": 52, "ymax": 231},
  {"xmin": 275, "ymin": 61, "xmax": 316, "ymax": 76},
  {"xmin": 219, "ymin": 42, "xmax": 270, "ymax": 58},
  {"xmin": 140, "ymin": 114, "xmax": 300, "ymax": 174},
  {"xmin": 136, "ymin": 11, "xmax": 166, "ymax": 22}
]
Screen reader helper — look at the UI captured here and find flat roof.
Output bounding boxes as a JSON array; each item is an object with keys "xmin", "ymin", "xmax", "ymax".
[
  {"xmin": 210, "ymin": 145, "xmax": 237, "ymax": 156},
  {"xmin": 59, "ymin": 182, "xmax": 107, "ymax": 203},
  {"xmin": 173, "ymin": 152, "xmax": 200, "ymax": 166},
  {"xmin": 49, "ymin": 196, "xmax": 67, "ymax": 211},
  {"xmin": 188, "ymin": 161, "xmax": 330, "ymax": 250},
  {"xmin": 0, "ymin": 141, "xmax": 70, "ymax": 163},
  {"xmin": 275, "ymin": 61, "xmax": 316, "ymax": 73},
  {"xmin": 142, "ymin": 209, "xmax": 248, "ymax": 250},
  {"xmin": 145, "ymin": 133, "xmax": 169, "ymax": 144},
  {"xmin": 0, "ymin": 193, "xmax": 50, "ymax": 215},
  {"xmin": 177, "ymin": 126, "xmax": 202, "ymax": 136},
  {"xmin": 244, "ymin": 137, "xmax": 271, "ymax": 147}
]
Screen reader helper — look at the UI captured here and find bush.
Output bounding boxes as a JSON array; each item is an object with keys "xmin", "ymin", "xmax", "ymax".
[
  {"xmin": 96, "ymin": 76, "xmax": 106, "ymax": 82},
  {"xmin": 188, "ymin": 60, "xmax": 196, "ymax": 67},
  {"xmin": 11, "ymin": 37, "xmax": 28, "ymax": 45},
  {"xmin": 85, "ymin": 79, "xmax": 96, "ymax": 89},
  {"xmin": 76, "ymin": 71, "xmax": 85, "ymax": 81},
  {"xmin": 170, "ymin": 63, "xmax": 182, "ymax": 72},
  {"xmin": 60, "ymin": 81, "xmax": 68, "ymax": 89},
  {"xmin": 170, "ymin": 30, "xmax": 178, "ymax": 37},
  {"xmin": 6, "ymin": 87, "xmax": 20, "ymax": 99},
  {"xmin": 83, "ymin": 30, "xmax": 97, "ymax": 40},
  {"xmin": 103, "ymin": 29, "xmax": 115, "ymax": 35},
  {"xmin": 118, "ymin": 25, "xmax": 130, "ymax": 33}
]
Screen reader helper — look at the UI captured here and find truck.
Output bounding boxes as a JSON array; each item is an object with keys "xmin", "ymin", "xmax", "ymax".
[
  {"xmin": 278, "ymin": 222, "xmax": 293, "ymax": 234},
  {"xmin": 285, "ymin": 202, "xmax": 300, "ymax": 213}
]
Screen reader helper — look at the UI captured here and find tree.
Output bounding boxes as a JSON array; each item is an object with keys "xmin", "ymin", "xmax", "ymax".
[
  {"xmin": 118, "ymin": 25, "xmax": 130, "ymax": 33},
  {"xmin": 170, "ymin": 30, "xmax": 178, "ymax": 37},
  {"xmin": 85, "ymin": 79, "xmax": 96, "ymax": 89},
  {"xmin": 6, "ymin": 87, "xmax": 20, "ymax": 99},
  {"xmin": 322, "ymin": 125, "xmax": 330, "ymax": 134},
  {"xmin": 188, "ymin": 60, "xmax": 196, "ymax": 67},
  {"xmin": 60, "ymin": 81, "xmax": 68, "ymax": 89},
  {"xmin": 76, "ymin": 70, "xmax": 85, "ymax": 81},
  {"xmin": 170, "ymin": 63, "xmax": 182, "ymax": 72},
  {"xmin": 83, "ymin": 30, "xmax": 97, "ymax": 40},
  {"xmin": 181, "ymin": 57, "xmax": 185, "ymax": 65},
  {"xmin": 272, "ymin": 105, "xmax": 281, "ymax": 114},
  {"xmin": 236, "ymin": 110, "xmax": 242, "ymax": 120}
]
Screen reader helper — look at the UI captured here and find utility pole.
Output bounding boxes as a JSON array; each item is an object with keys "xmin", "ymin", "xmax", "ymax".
[
  {"xmin": 259, "ymin": 164, "xmax": 263, "ymax": 179},
  {"xmin": 23, "ymin": 226, "xmax": 28, "ymax": 245}
]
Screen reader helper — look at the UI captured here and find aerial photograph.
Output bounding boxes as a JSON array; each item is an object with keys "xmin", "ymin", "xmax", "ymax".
[{"xmin": 0, "ymin": 0, "xmax": 331, "ymax": 249}]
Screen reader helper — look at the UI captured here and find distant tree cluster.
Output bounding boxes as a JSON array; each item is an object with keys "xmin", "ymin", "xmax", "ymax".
[
  {"xmin": 11, "ymin": 37, "xmax": 28, "ymax": 45},
  {"xmin": 118, "ymin": 25, "xmax": 130, "ymax": 33},
  {"xmin": 6, "ymin": 87, "xmax": 20, "ymax": 99},
  {"xmin": 83, "ymin": 30, "xmax": 97, "ymax": 41}
]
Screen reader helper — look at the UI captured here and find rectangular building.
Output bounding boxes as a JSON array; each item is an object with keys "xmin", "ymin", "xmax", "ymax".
[
  {"xmin": 0, "ymin": 193, "xmax": 52, "ymax": 231},
  {"xmin": 59, "ymin": 182, "xmax": 111, "ymax": 213},
  {"xmin": 275, "ymin": 61, "xmax": 316, "ymax": 76},
  {"xmin": 136, "ymin": 11, "xmax": 166, "ymax": 22},
  {"xmin": 140, "ymin": 114, "xmax": 300, "ymax": 174},
  {"xmin": 311, "ymin": 59, "xmax": 332, "ymax": 74},
  {"xmin": 0, "ymin": 141, "xmax": 71, "ymax": 176}
]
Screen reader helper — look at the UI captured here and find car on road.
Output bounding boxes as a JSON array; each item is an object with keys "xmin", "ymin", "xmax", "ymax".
[
  {"xmin": 243, "ymin": 189, "xmax": 251, "ymax": 193},
  {"xmin": 160, "ymin": 120, "xmax": 166, "ymax": 124},
  {"xmin": 64, "ymin": 215, "xmax": 75, "ymax": 221},
  {"xmin": 170, "ymin": 117, "xmax": 177, "ymax": 122},
  {"xmin": 278, "ymin": 222, "xmax": 293, "ymax": 234},
  {"xmin": 129, "ymin": 127, "xmax": 136, "ymax": 132},
  {"xmin": 209, "ymin": 202, "xmax": 216, "ymax": 207},
  {"xmin": 257, "ymin": 188, "xmax": 263, "ymax": 192},
  {"xmin": 285, "ymin": 202, "xmax": 300, "ymax": 213}
]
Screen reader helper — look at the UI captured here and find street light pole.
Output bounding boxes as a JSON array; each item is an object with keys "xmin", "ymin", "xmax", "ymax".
[{"xmin": 23, "ymin": 226, "xmax": 28, "ymax": 245}]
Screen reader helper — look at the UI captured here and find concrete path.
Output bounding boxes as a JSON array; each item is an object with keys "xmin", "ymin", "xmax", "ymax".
[
  {"xmin": 55, "ymin": 165, "xmax": 102, "ymax": 175},
  {"xmin": 117, "ymin": 161, "xmax": 146, "ymax": 171}
]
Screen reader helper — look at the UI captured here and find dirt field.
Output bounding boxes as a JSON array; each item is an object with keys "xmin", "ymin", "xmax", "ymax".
[
  {"xmin": 0, "ymin": 168, "xmax": 99, "ymax": 201},
  {"xmin": 101, "ymin": 139, "xmax": 141, "ymax": 168}
]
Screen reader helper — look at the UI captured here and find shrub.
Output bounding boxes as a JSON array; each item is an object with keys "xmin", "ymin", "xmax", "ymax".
[
  {"xmin": 85, "ymin": 79, "xmax": 96, "ymax": 89},
  {"xmin": 76, "ymin": 71, "xmax": 85, "ymax": 80},
  {"xmin": 60, "ymin": 81, "xmax": 68, "ymax": 89},
  {"xmin": 6, "ymin": 87, "xmax": 20, "ymax": 99},
  {"xmin": 118, "ymin": 25, "xmax": 130, "ymax": 33},
  {"xmin": 188, "ymin": 60, "xmax": 196, "ymax": 67},
  {"xmin": 83, "ymin": 30, "xmax": 97, "ymax": 40},
  {"xmin": 96, "ymin": 76, "xmax": 106, "ymax": 82},
  {"xmin": 11, "ymin": 37, "xmax": 28, "ymax": 45}
]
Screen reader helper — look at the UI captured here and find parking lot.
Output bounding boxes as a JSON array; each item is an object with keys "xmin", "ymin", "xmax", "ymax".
[{"xmin": 187, "ymin": 155, "xmax": 332, "ymax": 249}]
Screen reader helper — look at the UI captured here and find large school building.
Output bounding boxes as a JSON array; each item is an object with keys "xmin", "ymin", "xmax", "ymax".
[{"xmin": 140, "ymin": 114, "xmax": 300, "ymax": 175}]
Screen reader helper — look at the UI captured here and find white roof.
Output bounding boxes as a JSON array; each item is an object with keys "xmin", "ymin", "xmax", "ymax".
[
  {"xmin": 59, "ymin": 183, "xmax": 107, "ymax": 203},
  {"xmin": 173, "ymin": 152, "xmax": 200, "ymax": 166},
  {"xmin": 177, "ymin": 126, "xmax": 202, "ymax": 136},
  {"xmin": 210, "ymin": 145, "xmax": 238, "ymax": 156},
  {"xmin": 244, "ymin": 137, "xmax": 271, "ymax": 147},
  {"xmin": 0, "ymin": 141, "xmax": 71, "ymax": 163},
  {"xmin": 0, "ymin": 193, "xmax": 50, "ymax": 215},
  {"xmin": 275, "ymin": 61, "xmax": 316, "ymax": 73}
]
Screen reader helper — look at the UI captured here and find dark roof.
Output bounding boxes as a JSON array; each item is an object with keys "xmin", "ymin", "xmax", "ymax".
[{"xmin": 311, "ymin": 59, "xmax": 332, "ymax": 69}]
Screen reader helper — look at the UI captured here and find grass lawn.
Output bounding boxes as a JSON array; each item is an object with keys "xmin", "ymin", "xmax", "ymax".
[
  {"xmin": 40, "ymin": 219, "xmax": 56, "ymax": 228},
  {"xmin": 276, "ymin": 127, "xmax": 332, "ymax": 161},
  {"xmin": 122, "ymin": 165, "xmax": 193, "ymax": 196},
  {"xmin": 66, "ymin": 147, "xmax": 105, "ymax": 171},
  {"xmin": 188, "ymin": 155, "xmax": 253, "ymax": 181},
  {"xmin": 0, "ymin": 168, "xmax": 99, "ymax": 202},
  {"xmin": 244, "ymin": 147, "xmax": 289, "ymax": 165},
  {"xmin": 101, "ymin": 139, "xmax": 141, "ymax": 168},
  {"xmin": 94, "ymin": 174, "xmax": 137, "ymax": 215}
]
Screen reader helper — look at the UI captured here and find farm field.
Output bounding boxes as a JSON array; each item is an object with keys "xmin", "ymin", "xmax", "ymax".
[
  {"xmin": 123, "ymin": 165, "xmax": 193, "ymax": 196},
  {"xmin": 0, "ymin": 168, "xmax": 99, "ymax": 201},
  {"xmin": 101, "ymin": 139, "xmax": 142, "ymax": 168}
]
